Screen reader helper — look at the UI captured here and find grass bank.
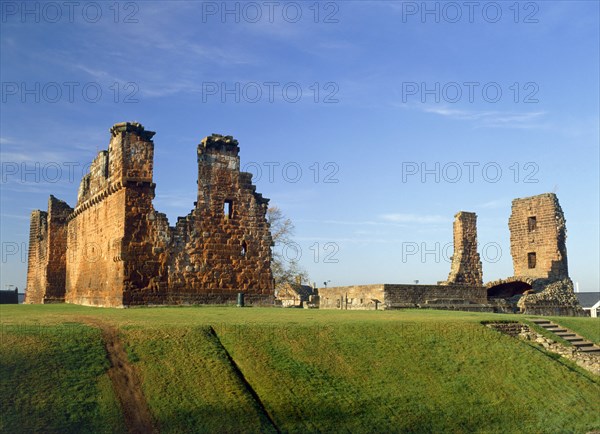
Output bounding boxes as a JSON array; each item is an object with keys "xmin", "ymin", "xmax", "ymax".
[{"xmin": 1, "ymin": 305, "xmax": 599, "ymax": 433}]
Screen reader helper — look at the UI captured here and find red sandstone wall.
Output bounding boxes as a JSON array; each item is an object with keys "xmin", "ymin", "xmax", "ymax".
[
  {"xmin": 27, "ymin": 124, "xmax": 274, "ymax": 307},
  {"xmin": 44, "ymin": 196, "xmax": 72, "ymax": 302},
  {"xmin": 166, "ymin": 135, "xmax": 273, "ymax": 301},
  {"xmin": 65, "ymin": 189, "xmax": 127, "ymax": 307},
  {"xmin": 121, "ymin": 185, "xmax": 170, "ymax": 305},
  {"xmin": 66, "ymin": 122, "xmax": 159, "ymax": 307}
]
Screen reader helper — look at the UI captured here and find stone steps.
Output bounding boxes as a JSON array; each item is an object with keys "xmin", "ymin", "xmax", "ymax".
[
  {"xmin": 572, "ymin": 341, "xmax": 594, "ymax": 348},
  {"xmin": 546, "ymin": 327, "xmax": 568, "ymax": 333},
  {"xmin": 528, "ymin": 318, "xmax": 600, "ymax": 354},
  {"xmin": 554, "ymin": 332, "xmax": 576, "ymax": 337},
  {"xmin": 579, "ymin": 346, "xmax": 600, "ymax": 354}
]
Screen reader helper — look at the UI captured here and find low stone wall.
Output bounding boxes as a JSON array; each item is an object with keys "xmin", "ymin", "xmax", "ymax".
[
  {"xmin": 384, "ymin": 284, "xmax": 488, "ymax": 308},
  {"xmin": 484, "ymin": 321, "xmax": 525, "ymax": 337},
  {"xmin": 318, "ymin": 284, "xmax": 487, "ymax": 310}
]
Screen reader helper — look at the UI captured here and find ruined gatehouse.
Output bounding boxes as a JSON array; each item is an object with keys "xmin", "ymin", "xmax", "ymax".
[{"xmin": 26, "ymin": 122, "xmax": 274, "ymax": 307}]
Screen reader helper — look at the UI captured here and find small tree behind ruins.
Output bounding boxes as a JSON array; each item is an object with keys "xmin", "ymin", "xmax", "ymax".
[{"xmin": 267, "ymin": 206, "xmax": 309, "ymax": 286}]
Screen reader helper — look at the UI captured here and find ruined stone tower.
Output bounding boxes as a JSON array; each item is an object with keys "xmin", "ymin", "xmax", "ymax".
[
  {"xmin": 506, "ymin": 193, "xmax": 582, "ymax": 316},
  {"xmin": 443, "ymin": 211, "xmax": 483, "ymax": 286},
  {"xmin": 26, "ymin": 122, "xmax": 273, "ymax": 307},
  {"xmin": 509, "ymin": 193, "xmax": 568, "ymax": 280}
]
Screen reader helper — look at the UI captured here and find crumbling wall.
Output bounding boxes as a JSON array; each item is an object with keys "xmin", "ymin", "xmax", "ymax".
[
  {"xmin": 45, "ymin": 196, "xmax": 72, "ymax": 302},
  {"xmin": 25, "ymin": 210, "xmax": 48, "ymax": 304},
  {"xmin": 509, "ymin": 193, "xmax": 568, "ymax": 280},
  {"xmin": 518, "ymin": 278, "xmax": 586, "ymax": 316},
  {"xmin": 442, "ymin": 211, "xmax": 483, "ymax": 286},
  {"xmin": 25, "ymin": 196, "xmax": 71, "ymax": 304},
  {"xmin": 166, "ymin": 134, "xmax": 273, "ymax": 303}
]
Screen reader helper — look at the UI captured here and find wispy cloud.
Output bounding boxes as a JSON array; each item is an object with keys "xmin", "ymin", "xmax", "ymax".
[
  {"xmin": 478, "ymin": 199, "xmax": 507, "ymax": 209},
  {"xmin": 297, "ymin": 214, "xmax": 450, "ymax": 227},
  {"xmin": 295, "ymin": 235, "xmax": 407, "ymax": 244},
  {"xmin": 0, "ymin": 136, "xmax": 91, "ymax": 166},
  {"xmin": 380, "ymin": 213, "xmax": 449, "ymax": 224},
  {"xmin": 421, "ymin": 106, "xmax": 547, "ymax": 129}
]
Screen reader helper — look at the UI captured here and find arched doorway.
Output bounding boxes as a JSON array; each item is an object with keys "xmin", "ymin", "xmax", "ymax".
[{"xmin": 487, "ymin": 281, "xmax": 532, "ymax": 299}]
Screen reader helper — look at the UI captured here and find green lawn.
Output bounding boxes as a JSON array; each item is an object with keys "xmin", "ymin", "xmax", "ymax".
[
  {"xmin": 122, "ymin": 326, "xmax": 275, "ymax": 433},
  {"xmin": 1, "ymin": 305, "xmax": 599, "ymax": 433},
  {"xmin": 0, "ymin": 323, "xmax": 126, "ymax": 433}
]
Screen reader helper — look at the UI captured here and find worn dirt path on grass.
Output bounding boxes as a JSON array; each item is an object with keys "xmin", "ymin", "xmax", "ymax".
[{"xmin": 79, "ymin": 317, "xmax": 157, "ymax": 434}]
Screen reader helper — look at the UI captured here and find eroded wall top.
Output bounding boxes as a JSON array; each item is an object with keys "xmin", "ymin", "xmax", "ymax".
[{"xmin": 76, "ymin": 122, "xmax": 155, "ymax": 208}]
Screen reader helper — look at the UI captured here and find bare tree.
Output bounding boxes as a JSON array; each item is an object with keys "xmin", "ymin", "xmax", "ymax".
[{"xmin": 267, "ymin": 206, "xmax": 309, "ymax": 285}]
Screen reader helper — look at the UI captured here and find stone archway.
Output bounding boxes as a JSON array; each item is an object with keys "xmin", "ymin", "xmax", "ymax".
[
  {"xmin": 487, "ymin": 280, "xmax": 532, "ymax": 299},
  {"xmin": 485, "ymin": 277, "xmax": 535, "ymax": 313}
]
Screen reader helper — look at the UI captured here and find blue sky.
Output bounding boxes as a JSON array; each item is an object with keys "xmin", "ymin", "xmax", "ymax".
[{"xmin": 1, "ymin": 0, "xmax": 598, "ymax": 292}]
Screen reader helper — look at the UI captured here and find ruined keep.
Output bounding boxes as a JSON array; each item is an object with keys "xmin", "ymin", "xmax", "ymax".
[
  {"xmin": 509, "ymin": 193, "xmax": 568, "ymax": 280},
  {"xmin": 501, "ymin": 193, "xmax": 581, "ymax": 315},
  {"xmin": 485, "ymin": 194, "xmax": 583, "ymax": 315},
  {"xmin": 25, "ymin": 122, "xmax": 274, "ymax": 307},
  {"xmin": 441, "ymin": 211, "xmax": 483, "ymax": 286}
]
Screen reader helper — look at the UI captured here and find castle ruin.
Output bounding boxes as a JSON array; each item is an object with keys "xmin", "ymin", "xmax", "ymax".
[
  {"xmin": 26, "ymin": 122, "xmax": 274, "ymax": 307},
  {"xmin": 24, "ymin": 122, "xmax": 584, "ymax": 315}
]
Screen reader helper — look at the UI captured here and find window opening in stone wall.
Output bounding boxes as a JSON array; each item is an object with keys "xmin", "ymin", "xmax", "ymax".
[
  {"xmin": 224, "ymin": 200, "xmax": 233, "ymax": 218},
  {"xmin": 241, "ymin": 241, "xmax": 247, "ymax": 257},
  {"xmin": 528, "ymin": 252, "xmax": 536, "ymax": 269},
  {"xmin": 528, "ymin": 216, "xmax": 537, "ymax": 232}
]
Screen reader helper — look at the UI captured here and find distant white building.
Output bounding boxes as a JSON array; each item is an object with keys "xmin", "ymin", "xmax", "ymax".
[{"xmin": 576, "ymin": 292, "xmax": 600, "ymax": 318}]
